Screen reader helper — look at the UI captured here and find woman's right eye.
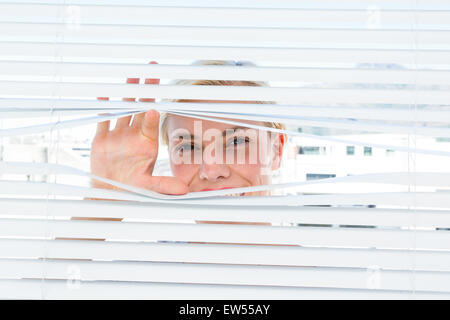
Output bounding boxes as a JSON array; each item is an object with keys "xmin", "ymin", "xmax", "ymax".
[{"xmin": 176, "ymin": 143, "xmax": 196, "ymax": 153}]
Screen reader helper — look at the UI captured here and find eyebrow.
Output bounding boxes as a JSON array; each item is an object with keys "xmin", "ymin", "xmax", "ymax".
[
  {"xmin": 222, "ymin": 127, "xmax": 246, "ymax": 137},
  {"xmin": 171, "ymin": 132, "xmax": 195, "ymax": 141},
  {"xmin": 170, "ymin": 126, "xmax": 247, "ymax": 142}
]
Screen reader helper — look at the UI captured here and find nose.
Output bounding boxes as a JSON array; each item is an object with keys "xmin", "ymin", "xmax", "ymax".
[
  {"xmin": 199, "ymin": 147, "xmax": 231, "ymax": 182},
  {"xmin": 199, "ymin": 162, "xmax": 231, "ymax": 182}
]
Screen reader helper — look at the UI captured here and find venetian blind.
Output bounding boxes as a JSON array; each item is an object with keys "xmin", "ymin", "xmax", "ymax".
[{"xmin": 1, "ymin": 0, "xmax": 450, "ymax": 299}]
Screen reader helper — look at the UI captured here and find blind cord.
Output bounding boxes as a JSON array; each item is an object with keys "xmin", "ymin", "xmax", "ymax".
[
  {"xmin": 42, "ymin": 0, "xmax": 65, "ymax": 300},
  {"xmin": 408, "ymin": 0, "xmax": 420, "ymax": 299}
]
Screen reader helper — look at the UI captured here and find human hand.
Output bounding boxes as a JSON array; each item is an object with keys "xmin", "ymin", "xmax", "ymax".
[{"xmin": 90, "ymin": 62, "xmax": 188, "ymax": 195}]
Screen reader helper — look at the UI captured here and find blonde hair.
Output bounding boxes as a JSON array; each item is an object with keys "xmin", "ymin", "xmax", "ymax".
[{"xmin": 160, "ymin": 60, "xmax": 286, "ymax": 145}]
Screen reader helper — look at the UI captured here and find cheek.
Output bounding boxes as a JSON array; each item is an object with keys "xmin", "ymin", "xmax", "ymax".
[
  {"xmin": 230, "ymin": 163, "xmax": 266, "ymax": 184},
  {"xmin": 226, "ymin": 139, "xmax": 272, "ymax": 165}
]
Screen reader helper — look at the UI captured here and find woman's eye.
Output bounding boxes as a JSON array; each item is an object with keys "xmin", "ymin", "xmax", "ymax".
[
  {"xmin": 176, "ymin": 144, "xmax": 196, "ymax": 153},
  {"xmin": 230, "ymin": 137, "xmax": 249, "ymax": 146}
]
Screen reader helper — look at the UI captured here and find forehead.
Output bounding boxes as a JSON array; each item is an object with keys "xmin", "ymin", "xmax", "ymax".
[
  {"xmin": 166, "ymin": 100, "xmax": 265, "ymax": 136},
  {"xmin": 167, "ymin": 114, "xmax": 262, "ymax": 133}
]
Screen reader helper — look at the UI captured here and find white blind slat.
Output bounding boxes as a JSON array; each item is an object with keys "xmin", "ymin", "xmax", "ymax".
[
  {"xmin": 1, "ymin": 0, "xmax": 450, "ymax": 300},
  {"xmin": 2, "ymin": 180, "xmax": 450, "ymax": 207},
  {"xmin": 3, "ymin": 0, "xmax": 450, "ymax": 10},
  {"xmin": 2, "ymin": 198, "xmax": 450, "ymax": 228},
  {"xmin": 2, "ymin": 81, "xmax": 450, "ymax": 105},
  {"xmin": 2, "ymin": 3, "xmax": 450, "ymax": 28},
  {"xmin": 2, "ymin": 258, "xmax": 450, "ymax": 293},
  {"xmin": 3, "ymin": 22, "xmax": 450, "ymax": 48},
  {"xmin": 3, "ymin": 61, "xmax": 450, "ymax": 85},
  {"xmin": 1, "ymin": 99, "xmax": 449, "ymax": 124},
  {"xmin": 3, "ymin": 239, "xmax": 450, "ymax": 272},
  {"xmin": 1, "ymin": 218, "xmax": 450, "ymax": 250},
  {"xmin": 2, "ymin": 42, "xmax": 450, "ymax": 64},
  {"xmin": 4, "ymin": 279, "xmax": 450, "ymax": 300}
]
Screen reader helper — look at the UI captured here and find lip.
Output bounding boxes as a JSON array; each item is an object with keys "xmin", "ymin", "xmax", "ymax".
[
  {"xmin": 200, "ymin": 187, "xmax": 237, "ymax": 192},
  {"xmin": 200, "ymin": 187, "xmax": 247, "ymax": 197}
]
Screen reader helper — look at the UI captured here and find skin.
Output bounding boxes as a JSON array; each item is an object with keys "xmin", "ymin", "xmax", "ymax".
[
  {"xmin": 90, "ymin": 66, "xmax": 285, "ymax": 197},
  {"xmin": 91, "ymin": 109, "xmax": 285, "ymax": 195},
  {"xmin": 72, "ymin": 62, "xmax": 287, "ymax": 243},
  {"xmin": 167, "ymin": 104, "xmax": 284, "ymax": 196}
]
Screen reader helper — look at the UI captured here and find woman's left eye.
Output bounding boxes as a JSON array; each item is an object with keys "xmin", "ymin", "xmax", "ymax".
[{"xmin": 229, "ymin": 136, "xmax": 249, "ymax": 146}]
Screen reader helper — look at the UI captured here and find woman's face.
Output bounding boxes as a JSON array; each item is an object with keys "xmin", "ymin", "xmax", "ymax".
[{"xmin": 166, "ymin": 101, "xmax": 285, "ymax": 196}]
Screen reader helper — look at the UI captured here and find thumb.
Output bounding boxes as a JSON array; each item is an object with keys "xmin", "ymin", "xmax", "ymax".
[{"xmin": 137, "ymin": 176, "xmax": 189, "ymax": 195}]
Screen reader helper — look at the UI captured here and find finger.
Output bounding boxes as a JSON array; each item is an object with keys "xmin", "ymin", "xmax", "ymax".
[
  {"xmin": 114, "ymin": 115, "xmax": 133, "ymax": 130},
  {"xmin": 131, "ymin": 112, "xmax": 145, "ymax": 129},
  {"xmin": 141, "ymin": 109, "xmax": 160, "ymax": 142},
  {"xmin": 138, "ymin": 76, "xmax": 159, "ymax": 103},
  {"xmin": 144, "ymin": 176, "xmax": 189, "ymax": 195},
  {"xmin": 133, "ymin": 62, "xmax": 160, "ymax": 127},
  {"xmin": 123, "ymin": 77, "xmax": 140, "ymax": 102},
  {"xmin": 137, "ymin": 61, "xmax": 160, "ymax": 103},
  {"xmin": 96, "ymin": 97, "xmax": 110, "ymax": 136},
  {"xmin": 134, "ymin": 78, "xmax": 159, "ymax": 127},
  {"xmin": 117, "ymin": 78, "xmax": 139, "ymax": 129}
]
